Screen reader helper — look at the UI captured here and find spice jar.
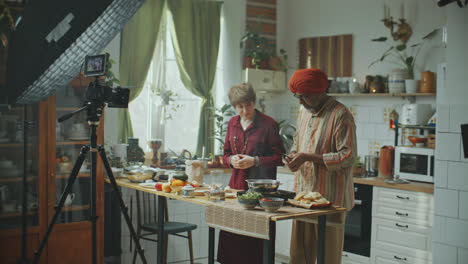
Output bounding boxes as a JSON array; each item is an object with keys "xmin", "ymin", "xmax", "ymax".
[{"xmin": 181, "ymin": 184, "xmax": 195, "ymax": 198}]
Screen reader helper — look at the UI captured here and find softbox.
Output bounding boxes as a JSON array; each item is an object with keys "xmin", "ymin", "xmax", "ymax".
[{"xmin": 5, "ymin": 0, "xmax": 145, "ymax": 105}]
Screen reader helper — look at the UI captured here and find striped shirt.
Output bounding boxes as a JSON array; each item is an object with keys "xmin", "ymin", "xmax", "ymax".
[{"xmin": 291, "ymin": 96, "xmax": 356, "ymax": 209}]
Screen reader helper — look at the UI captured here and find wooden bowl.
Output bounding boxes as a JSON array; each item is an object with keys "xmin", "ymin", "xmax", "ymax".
[{"xmin": 408, "ymin": 136, "xmax": 427, "ymax": 146}]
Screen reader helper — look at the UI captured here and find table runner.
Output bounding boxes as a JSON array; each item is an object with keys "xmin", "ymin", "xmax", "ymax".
[{"xmin": 205, "ymin": 202, "xmax": 333, "ymax": 240}]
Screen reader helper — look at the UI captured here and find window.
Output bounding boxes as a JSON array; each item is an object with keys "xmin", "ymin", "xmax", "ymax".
[{"xmin": 129, "ymin": 12, "xmax": 201, "ymax": 154}]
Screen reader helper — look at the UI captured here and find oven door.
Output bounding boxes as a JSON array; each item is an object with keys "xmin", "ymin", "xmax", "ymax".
[{"xmin": 344, "ymin": 184, "xmax": 372, "ymax": 257}]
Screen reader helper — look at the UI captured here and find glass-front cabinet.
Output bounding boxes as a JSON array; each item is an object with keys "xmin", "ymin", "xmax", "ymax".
[{"xmin": 0, "ymin": 83, "xmax": 104, "ymax": 263}]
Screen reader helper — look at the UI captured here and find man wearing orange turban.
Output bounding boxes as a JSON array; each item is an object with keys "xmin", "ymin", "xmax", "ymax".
[{"xmin": 284, "ymin": 68, "xmax": 357, "ymax": 264}]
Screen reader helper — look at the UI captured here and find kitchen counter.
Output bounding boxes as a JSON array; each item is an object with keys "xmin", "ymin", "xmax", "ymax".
[{"xmin": 277, "ymin": 167, "xmax": 434, "ymax": 194}]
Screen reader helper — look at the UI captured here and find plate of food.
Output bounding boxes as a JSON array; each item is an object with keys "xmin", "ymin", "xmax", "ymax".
[{"xmin": 288, "ymin": 191, "xmax": 332, "ymax": 209}]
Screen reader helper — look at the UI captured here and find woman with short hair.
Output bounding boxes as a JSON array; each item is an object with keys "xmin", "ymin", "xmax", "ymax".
[{"xmin": 217, "ymin": 82, "xmax": 285, "ymax": 264}]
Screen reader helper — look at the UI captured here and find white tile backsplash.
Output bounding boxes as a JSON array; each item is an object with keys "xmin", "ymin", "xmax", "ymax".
[
  {"xmin": 445, "ymin": 217, "xmax": 468, "ymax": 249},
  {"xmin": 433, "ymin": 242, "xmax": 458, "ymax": 264},
  {"xmin": 436, "ymin": 132, "xmax": 461, "ymax": 161},
  {"xmin": 433, "ymin": 215, "xmax": 446, "ymax": 243},
  {"xmin": 459, "ymin": 191, "xmax": 468, "ymax": 220},
  {"xmin": 435, "ymin": 188, "xmax": 459, "ymax": 218},
  {"xmin": 449, "ymin": 104, "xmax": 468, "ymax": 133},
  {"xmin": 435, "ymin": 160, "xmax": 448, "ymax": 188},
  {"xmin": 437, "ymin": 104, "xmax": 450, "ymax": 132},
  {"xmin": 369, "ymin": 106, "xmax": 384, "ymax": 123},
  {"xmin": 447, "ymin": 161, "xmax": 468, "ymax": 191}
]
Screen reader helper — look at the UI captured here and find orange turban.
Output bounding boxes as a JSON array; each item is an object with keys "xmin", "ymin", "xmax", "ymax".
[{"xmin": 288, "ymin": 68, "xmax": 328, "ymax": 94}]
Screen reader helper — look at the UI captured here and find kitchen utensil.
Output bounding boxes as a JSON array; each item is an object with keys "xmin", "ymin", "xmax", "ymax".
[
  {"xmin": 64, "ymin": 193, "xmax": 75, "ymax": 206},
  {"xmin": 259, "ymin": 197, "xmax": 284, "ymax": 213},
  {"xmin": 400, "ymin": 104, "xmax": 433, "ymax": 125},
  {"xmin": 237, "ymin": 197, "xmax": 259, "ymax": 209},
  {"xmin": 245, "ymin": 179, "xmax": 281, "ymax": 193},
  {"xmin": 181, "ymin": 185, "xmax": 195, "ymax": 198},
  {"xmin": 408, "ymin": 136, "xmax": 427, "ymax": 146},
  {"xmin": 378, "ymin": 146, "xmax": 394, "ymax": 179},
  {"xmin": 364, "ymin": 154, "xmax": 379, "ymax": 177}
]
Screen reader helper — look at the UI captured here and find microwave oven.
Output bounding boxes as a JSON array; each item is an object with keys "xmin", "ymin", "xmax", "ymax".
[{"xmin": 395, "ymin": 146, "xmax": 434, "ymax": 183}]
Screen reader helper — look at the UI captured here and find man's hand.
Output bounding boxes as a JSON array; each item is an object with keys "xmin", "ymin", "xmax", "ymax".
[
  {"xmin": 284, "ymin": 152, "xmax": 306, "ymax": 172},
  {"xmin": 232, "ymin": 154, "xmax": 255, "ymax": 169}
]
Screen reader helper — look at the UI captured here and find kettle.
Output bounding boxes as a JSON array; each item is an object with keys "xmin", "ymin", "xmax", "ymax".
[{"xmin": 365, "ymin": 154, "xmax": 379, "ymax": 177}]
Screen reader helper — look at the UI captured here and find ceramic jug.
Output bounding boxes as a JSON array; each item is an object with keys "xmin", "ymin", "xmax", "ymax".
[
  {"xmin": 388, "ymin": 69, "xmax": 408, "ymax": 93},
  {"xmin": 378, "ymin": 146, "xmax": 395, "ymax": 179}
]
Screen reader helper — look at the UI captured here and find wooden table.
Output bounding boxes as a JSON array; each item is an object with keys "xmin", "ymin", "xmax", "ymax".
[{"xmin": 109, "ymin": 178, "xmax": 346, "ymax": 264}]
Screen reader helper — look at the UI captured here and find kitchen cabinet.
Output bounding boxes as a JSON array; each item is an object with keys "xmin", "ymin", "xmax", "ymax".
[
  {"xmin": 243, "ymin": 68, "xmax": 286, "ymax": 93},
  {"xmin": 342, "ymin": 252, "xmax": 370, "ymax": 264},
  {"xmin": 0, "ymin": 85, "xmax": 104, "ymax": 264},
  {"xmin": 371, "ymin": 187, "xmax": 433, "ymax": 263}
]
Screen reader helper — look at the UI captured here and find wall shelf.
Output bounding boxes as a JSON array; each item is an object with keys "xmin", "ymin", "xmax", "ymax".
[{"xmin": 328, "ymin": 93, "xmax": 435, "ymax": 97}]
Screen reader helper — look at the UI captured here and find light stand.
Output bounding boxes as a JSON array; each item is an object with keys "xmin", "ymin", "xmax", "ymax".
[{"xmin": 32, "ymin": 97, "xmax": 147, "ymax": 264}]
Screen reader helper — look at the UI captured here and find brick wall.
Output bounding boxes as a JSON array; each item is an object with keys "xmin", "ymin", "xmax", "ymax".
[{"xmin": 245, "ymin": 0, "xmax": 277, "ymax": 51}]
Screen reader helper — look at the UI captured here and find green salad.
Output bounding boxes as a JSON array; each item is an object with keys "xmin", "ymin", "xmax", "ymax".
[{"xmin": 238, "ymin": 191, "xmax": 263, "ymax": 200}]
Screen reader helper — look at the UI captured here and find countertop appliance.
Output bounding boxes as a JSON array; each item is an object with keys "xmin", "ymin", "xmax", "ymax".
[
  {"xmin": 395, "ymin": 146, "xmax": 434, "ymax": 183},
  {"xmin": 400, "ymin": 104, "xmax": 433, "ymax": 125},
  {"xmin": 364, "ymin": 154, "xmax": 379, "ymax": 177},
  {"xmin": 344, "ymin": 183, "xmax": 373, "ymax": 257}
]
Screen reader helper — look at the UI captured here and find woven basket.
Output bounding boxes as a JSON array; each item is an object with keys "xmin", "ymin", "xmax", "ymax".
[{"xmin": 427, "ymin": 134, "xmax": 436, "ymax": 149}]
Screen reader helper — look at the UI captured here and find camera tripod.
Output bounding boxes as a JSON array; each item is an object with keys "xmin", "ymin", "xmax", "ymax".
[{"xmin": 33, "ymin": 100, "xmax": 147, "ymax": 264}]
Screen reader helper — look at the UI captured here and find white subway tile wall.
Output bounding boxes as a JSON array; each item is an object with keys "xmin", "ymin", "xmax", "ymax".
[
  {"xmin": 434, "ymin": 188, "xmax": 459, "ymax": 218},
  {"xmin": 434, "ymin": 102, "xmax": 468, "ymax": 262},
  {"xmin": 434, "ymin": 160, "xmax": 448, "ymax": 188},
  {"xmin": 459, "ymin": 191, "xmax": 468, "ymax": 221},
  {"xmin": 458, "ymin": 247, "xmax": 468, "ymax": 264},
  {"xmin": 436, "ymin": 133, "xmax": 461, "ymax": 161},
  {"xmin": 432, "ymin": 242, "xmax": 458, "ymax": 264},
  {"xmin": 447, "ymin": 161, "xmax": 468, "ymax": 191},
  {"xmin": 437, "ymin": 104, "xmax": 450, "ymax": 133}
]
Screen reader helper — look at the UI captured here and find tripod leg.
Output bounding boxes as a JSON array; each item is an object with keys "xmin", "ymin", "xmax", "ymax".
[
  {"xmin": 33, "ymin": 146, "xmax": 90, "ymax": 264},
  {"xmin": 97, "ymin": 146, "xmax": 148, "ymax": 264}
]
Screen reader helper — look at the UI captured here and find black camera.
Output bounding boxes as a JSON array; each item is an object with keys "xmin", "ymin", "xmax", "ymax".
[{"xmin": 83, "ymin": 54, "xmax": 129, "ymax": 108}]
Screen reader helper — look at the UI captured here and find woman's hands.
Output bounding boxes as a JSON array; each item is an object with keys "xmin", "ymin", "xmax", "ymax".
[{"xmin": 230, "ymin": 154, "xmax": 255, "ymax": 169}]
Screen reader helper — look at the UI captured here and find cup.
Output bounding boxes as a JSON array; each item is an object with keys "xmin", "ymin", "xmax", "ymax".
[
  {"xmin": 64, "ymin": 193, "xmax": 75, "ymax": 206},
  {"xmin": 114, "ymin": 144, "xmax": 128, "ymax": 160},
  {"xmin": 2, "ymin": 201, "xmax": 16, "ymax": 212}
]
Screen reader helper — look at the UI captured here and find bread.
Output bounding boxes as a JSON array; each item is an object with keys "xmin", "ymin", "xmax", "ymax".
[
  {"xmin": 294, "ymin": 191, "xmax": 306, "ymax": 201},
  {"xmin": 303, "ymin": 192, "xmax": 322, "ymax": 201},
  {"xmin": 289, "ymin": 191, "xmax": 331, "ymax": 209}
]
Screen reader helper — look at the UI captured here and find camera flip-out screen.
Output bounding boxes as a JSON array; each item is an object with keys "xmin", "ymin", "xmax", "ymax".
[{"xmin": 84, "ymin": 54, "xmax": 108, "ymax": 77}]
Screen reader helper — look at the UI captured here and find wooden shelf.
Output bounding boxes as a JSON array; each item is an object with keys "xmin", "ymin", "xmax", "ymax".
[
  {"xmin": 56, "ymin": 173, "xmax": 91, "ymax": 179},
  {"xmin": 0, "ymin": 176, "xmax": 36, "ymax": 183},
  {"xmin": 328, "ymin": 93, "xmax": 435, "ymax": 97},
  {"xmin": 57, "ymin": 107, "xmax": 82, "ymax": 112},
  {"xmin": 62, "ymin": 205, "xmax": 90, "ymax": 212},
  {"xmin": 0, "ymin": 211, "xmax": 37, "ymax": 219},
  {"xmin": 57, "ymin": 141, "xmax": 89, "ymax": 146},
  {"xmin": 0, "ymin": 143, "xmax": 32, "ymax": 148}
]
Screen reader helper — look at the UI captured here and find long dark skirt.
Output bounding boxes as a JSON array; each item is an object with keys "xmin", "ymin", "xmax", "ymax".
[{"xmin": 217, "ymin": 230, "xmax": 263, "ymax": 264}]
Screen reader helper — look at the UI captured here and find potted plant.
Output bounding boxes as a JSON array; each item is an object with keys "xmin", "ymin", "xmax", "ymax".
[
  {"xmin": 210, "ymin": 104, "xmax": 235, "ymax": 155},
  {"xmin": 352, "ymin": 156, "xmax": 365, "ymax": 177},
  {"xmin": 278, "ymin": 120, "xmax": 296, "ymax": 151},
  {"xmin": 240, "ymin": 25, "xmax": 273, "ymax": 69},
  {"xmin": 268, "ymin": 48, "xmax": 288, "ymax": 72},
  {"xmin": 369, "ymin": 29, "xmax": 439, "ymax": 81}
]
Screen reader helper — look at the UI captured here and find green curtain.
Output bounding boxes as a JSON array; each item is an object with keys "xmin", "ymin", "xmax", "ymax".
[
  {"xmin": 167, "ymin": 0, "xmax": 223, "ymax": 156},
  {"xmin": 117, "ymin": 0, "xmax": 165, "ymax": 143}
]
